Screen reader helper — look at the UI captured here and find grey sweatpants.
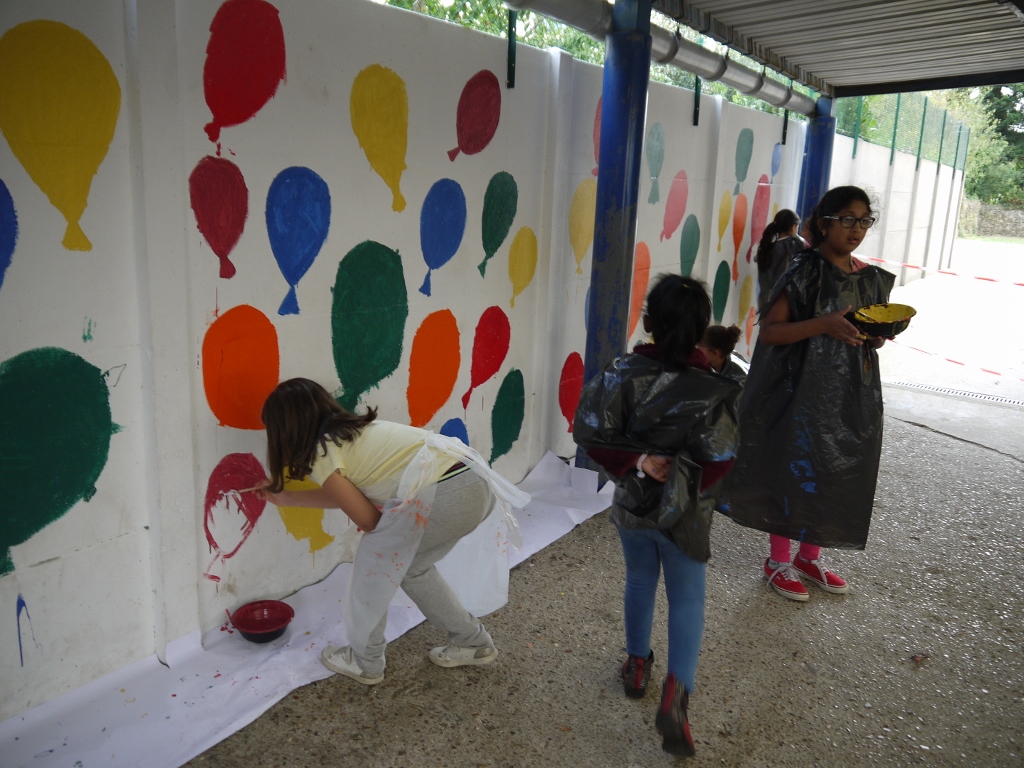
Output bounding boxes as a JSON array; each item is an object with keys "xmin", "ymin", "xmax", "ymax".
[{"xmin": 355, "ymin": 470, "xmax": 496, "ymax": 675}]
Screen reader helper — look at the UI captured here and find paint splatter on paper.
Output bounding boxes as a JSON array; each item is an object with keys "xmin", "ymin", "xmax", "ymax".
[
  {"xmin": 407, "ymin": 310, "xmax": 460, "ymax": 428},
  {"xmin": 351, "ymin": 65, "xmax": 408, "ymax": 212},
  {"xmin": 569, "ymin": 178, "xmax": 597, "ymax": 275},
  {"xmin": 332, "ymin": 241, "xmax": 408, "ymax": 411},
  {"xmin": 17, "ymin": 594, "xmax": 40, "ymax": 666},
  {"xmin": 558, "ymin": 352, "xmax": 584, "ymax": 432},
  {"xmin": 462, "ymin": 306, "xmax": 510, "ymax": 409},
  {"xmin": 189, "ymin": 155, "xmax": 248, "ymax": 278},
  {"xmin": 490, "ymin": 368, "xmax": 524, "ymax": 464},
  {"xmin": 203, "ymin": 0, "xmax": 286, "ymax": 144},
  {"xmin": 419, "ymin": 178, "xmax": 466, "ymax": 296},
  {"xmin": 266, "ymin": 166, "xmax": 331, "ymax": 314},
  {"xmin": 508, "ymin": 227, "xmax": 537, "ymax": 308},
  {"xmin": 201, "ymin": 305, "xmax": 280, "ymax": 429},
  {"xmin": 448, "ymin": 70, "xmax": 501, "ymax": 161},
  {"xmin": 0, "ymin": 347, "xmax": 115, "ymax": 574},
  {"xmin": 479, "ymin": 171, "xmax": 517, "ymax": 277},
  {"xmin": 0, "ymin": 21, "xmax": 120, "ymax": 250}
]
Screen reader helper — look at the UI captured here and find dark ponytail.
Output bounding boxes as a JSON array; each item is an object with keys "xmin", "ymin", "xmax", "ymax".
[
  {"xmin": 754, "ymin": 209, "xmax": 800, "ymax": 272},
  {"xmin": 700, "ymin": 324, "xmax": 742, "ymax": 356},
  {"xmin": 643, "ymin": 274, "xmax": 712, "ymax": 371}
]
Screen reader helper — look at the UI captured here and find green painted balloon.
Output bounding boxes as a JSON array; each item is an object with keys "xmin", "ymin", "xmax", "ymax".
[
  {"xmin": 712, "ymin": 260, "xmax": 731, "ymax": 324},
  {"xmin": 479, "ymin": 171, "xmax": 518, "ymax": 277},
  {"xmin": 646, "ymin": 122, "xmax": 664, "ymax": 204},
  {"xmin": 679, "ymin": 214, "xmax": 700, "ymax": 277},
  {"xmin": 490, "ymin": 368, "xmax": 524, "ymax": 465},
  {"xmin": 736, "ymin": 127, "xmax": 754, "ymax": 184},
  {"xmin": 0, "ymin": 347, "xmax": 114, "ymax": 575},
  {"xmin": 332, "ymin": 240, "xmax": 408, "ymax": 411}
]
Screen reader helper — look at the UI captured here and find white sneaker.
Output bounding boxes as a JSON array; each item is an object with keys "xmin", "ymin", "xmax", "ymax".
[
  {"xmin": 429, "ymin": 643, "xmax": 498, "ymax": 668},
  {"xmin": 320, "ymin": 645, "xmax": 384, "ymax": 685}
]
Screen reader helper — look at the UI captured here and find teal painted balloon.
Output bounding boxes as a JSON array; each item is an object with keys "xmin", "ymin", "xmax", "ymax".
[
  {"xmin": 679, "ymin": 214, "xmax": 700, "ymax": 277},
  {"xmin": 490, "ymin": 368, "xmax": 524, "ymax": 465},
  {"xmin": 736, "ymin": 128, "xmax": 754, "ymax": 184},
  {"xmin": 0, "ymin": 347, "xmax": 115, "ymax": 574},
  {"xmin": 332, "ymin": 240, "xmax": 408, "ymax": 411},
  {"xmin": 646, "ymin": 123, "xmax": 665, "ymax": 204},
  {"xmin": 712, "ymin": 260, "xmax": 731, "ymax": 324}
]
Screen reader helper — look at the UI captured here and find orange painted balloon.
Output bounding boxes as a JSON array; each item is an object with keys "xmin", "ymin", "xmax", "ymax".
[
  {"xmin": 628, "ymin": 241, "xmax": 651, "ymax": 339},
  {"xmin": 732, "ymin": 192, "xmax": 748, "ymax": 280},
  {"xmin": 202, "ymin": 305, "xmax": 280, "ymax": 429},
  {"xmin": 407, "ymin": 309, "xmax": 460, "ymax": 428}
]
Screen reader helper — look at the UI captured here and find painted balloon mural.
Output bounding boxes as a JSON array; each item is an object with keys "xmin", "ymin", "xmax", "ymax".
[
  {"xmin": 732, "ymin": 192, "xmax": 748, "ymax": 280},
  {"xmin": 716, "ymin": 190, "xmax": 732, "ymax": 252},
  {"xmin": 351, "ymin": 64, "xmax": 408, "ymax": 212},
  {"xmin": 646, "ymin": 123, "xmax": 664, "ymax": 204},
  {"xmin": 448, "ymin": 70, "xmax": 501, "ymax": 161},
  {"xmin": 201, "ymin": 304, "xmax": 280, "ymax": 430},
  {"xmin": 0, "ymin": 347, "xmax": 115, "ymax": 575},
  {"xmin": 558, "ymin": 352, "xmax": 584, "ymax": 432},
  {"xmin": 0, "ymin": 20, "xmax": 120, "ymax": 251},
  {"xmin": 679, "ymin": 214, "xmax": 700, "ymax": 278},
  {"xmin": 202, "ymin": 0, "xmax": 286, "ymax": 145},
  {"xmin": 569, "ymin": 178, "xmax": 597, "ymax": 275},
  {"xmin": 276, "ymin": 475, "xmax": 333, "ymax": 554},
  {"xmin": 407, "ymin": 309, "xmax": 460, "ymax": 428},
  {"xmin": 712, "ymin": 260, "xmax": 731, "ymax": 324},
  {"xmin": 490, "ymin": 368, "xmax": 524, "ymax": 465},
  {"xmin": 202, "ymin": 452, "xmax": 268, "ymax": 582},
  {"xmin": 462, "ymin": 305, "xmax": 510, "ymax": 409},
  {"xmin": 479, "ymin": 171, "xmax": 518, "ymax": 277},
  {"xmin": 508, "ymin": 226, "xmax": 537, "ymax": 308},
  {"xmin": 660, "ymin": 169, "xmax": 688, "ymax": 242},
  {"xmin": 440, "ymin": 417, "xmax": 470, "ymax": 446},
  {"xmin": 0, "ymin": 178, "xmax": 16, "ymax": 293},
  {"xmin": 419, "ymin": 178, "xmax": 467, "ymax": 296},
  {"xmin": 748, "ymin": 174, "xmax": 771, "ymax": 262},
  {"xmin": 332, "ymin": 240, "xmax": 408, "ymax": 411},
  {"xmin": 189, "ymin": 155, "xmax": 248, "ymax": 279},
  {"xmin": 629, "ymin": 242, "xmax": 651, "ymax": 339},
  {"xmin": 734, "ymin": 127, "xmax": 754, "ymax": 194},
  {"xmin": 266, "ymin": 166, "xmax": 331, "ymax": 315}
]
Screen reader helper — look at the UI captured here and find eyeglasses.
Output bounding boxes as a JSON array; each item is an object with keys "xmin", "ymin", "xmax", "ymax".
[{"xmin": 822, "ymin": 215, "xmax": 876, "ymax": 229}]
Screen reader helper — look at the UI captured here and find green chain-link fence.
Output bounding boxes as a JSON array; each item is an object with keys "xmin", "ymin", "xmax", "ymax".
[{"xmin": 836, "ymin": 93, "xmax": 969, "ymax": 170}]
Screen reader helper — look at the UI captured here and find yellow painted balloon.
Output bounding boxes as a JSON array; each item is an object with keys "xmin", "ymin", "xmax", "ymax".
[
  {"xmin": 569, "ymin": 177, "xmax": 597, "ymax": 274},
  {"xmin": 350, "ymin": 64, "xmax": 408, "ymax": 212},
  {"xmin": 277, "ymin": 476, "xmax": 334, "ymax": 554},
  {"xmin": 771, "ymin": 202, "xmax": 779, "ymax": 219},
  {"xmin": 508, "ymin": 226, "xmax": 537, "ymax": 308},
  {"xmin": 739, "ymin": 274, "xmax": 754, "ymax": 325},
  {"xmin": 0, "ymin": 21, "xmax": 121, "ymax": 251},
  {"xmin": 716, "ymin": 190, "xmax": 732, "ymax": 252}
]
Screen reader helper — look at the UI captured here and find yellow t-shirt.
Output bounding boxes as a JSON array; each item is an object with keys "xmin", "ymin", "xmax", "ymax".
[{"xmin": 308, "ymin": 421, "xmax": 454, "ymax": 503}]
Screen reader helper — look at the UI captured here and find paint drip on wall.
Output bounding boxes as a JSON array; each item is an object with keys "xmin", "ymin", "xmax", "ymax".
[
  {"xmin": 558, "ymin": 352, "xmax": 584, "ymax": 432},
  {"xmin": 203, "ymin": 452, "xmax": 268, "ymax": 581},
  {"xmin": 448, "ymin": 70, "xmax": 501, "ymax": 161},
  {"xmin": 479, "ymin": 171, "xmax": 518, "ymax": 277},
  {"xmin": 16, "ymin": 594, "xmax": 41, "ymax": 666},
  {"xmin": 202, "ymin": 0, "xmax": 286, "ymax": 145},
  {"xmin": 0, "ymin": 347, "xmax": 115, "ymax": 574},
  {"xmin": 266, "ymin": 165, "xmax": 331, "ymax": 314},
  {"xmin": 189, "ymin": 155, "xmax": 248, "ymax": 278},
  {"xmin": 201, "ymin": 304, "xmax": 280, "ymax": 429},
  {"xmin": 419, "ymin": 178, "xmax": 466, "ymax": 296},
  {"xmin": 351, "ymin": 64, "xmax": 408, "ymax": 211},
  {"xmin": 407, "ymin": 310, "xmax": 460, "ymax": 428},
  {"xmin": 507, "ymin": 226, "xmax": 537, "ymax": 308},
  {"xmin": 0, "ymin": 20, "xmax": 120, "ymax": 250},
  {"xmin": 490, "ymin": 368, "xmax": 524, "ymax": 465},
  {"xmin": 332, "ymin": 240, "xmax": 408, "ymax": 411},
  {"xmin": 462, "ymin": 305, "xmax": 510, "ymax": 409}
]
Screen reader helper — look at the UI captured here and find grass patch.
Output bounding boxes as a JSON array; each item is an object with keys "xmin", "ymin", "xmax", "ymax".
[{"xmin": 959, "ymin": 235, "xmax": 1024, "ymax": 245}]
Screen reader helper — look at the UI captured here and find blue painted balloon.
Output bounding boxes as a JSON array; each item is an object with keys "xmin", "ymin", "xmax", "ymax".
[
  {"xmin": 419, "ymin": 178, "xmax": 466, "ymax": 296},
  {"xmin": 771, "ymin": 143, "xmax": 783, "ymax": 181},
  {"xmin": 266, "ymin": 166, "xmax": 331, "ymax": 315},
  {"xmin": 0, "ymin": 179, "xmax": 17, "ymax": 293},
  {"xmin": 440, "ymin": 417, "xmax": 469, "ymax": 446}
]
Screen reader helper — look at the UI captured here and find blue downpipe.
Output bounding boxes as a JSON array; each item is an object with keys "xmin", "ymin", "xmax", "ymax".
[{"xmin": 797, "ymin": 97, "xmax": 836, "ymax": 223}]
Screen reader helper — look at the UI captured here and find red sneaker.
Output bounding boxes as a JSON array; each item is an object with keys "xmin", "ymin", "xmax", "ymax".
[
  {"xmin": 655, "ymin": 673, "xmax": 696, "ymax": 757},
  {"xmin": 794, "ymin": 556, "xmax": 849, "ymax": 594},
  {"xmin": 621, "ymin": 650, "xmax": 653, "ymax": 699},
  {"xmin": 764, "ymin": 559, "xmax": 809, "ymax": 601}
]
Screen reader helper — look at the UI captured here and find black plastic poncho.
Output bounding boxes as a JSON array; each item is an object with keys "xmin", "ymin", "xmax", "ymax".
[
  {"xmin": 721, "ymin": 250, "xmax": 895, "ymax": 549},
  {"xmin": 574, "ymin": 353, "xmax": 741, "ymax": 562}
]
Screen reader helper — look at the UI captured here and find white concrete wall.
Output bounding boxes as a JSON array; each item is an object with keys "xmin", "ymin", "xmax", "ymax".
[{"xmin": 0, "ymin": 0, "xmax": 804, "ymax": 721}]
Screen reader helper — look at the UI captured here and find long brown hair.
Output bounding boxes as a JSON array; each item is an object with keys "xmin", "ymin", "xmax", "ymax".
[
  {"xmin": 261, "ymin": 378, "xmax": 377, "ymax": 493},
  {"xmin": 754, "ymin": 209, "xmax": 799, "ymax": 271}
]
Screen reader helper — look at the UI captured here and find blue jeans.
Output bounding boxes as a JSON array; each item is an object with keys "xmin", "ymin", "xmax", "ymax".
[{"xmin": 616, "ymin": 526, "xmax": 706, "ymax": 693}]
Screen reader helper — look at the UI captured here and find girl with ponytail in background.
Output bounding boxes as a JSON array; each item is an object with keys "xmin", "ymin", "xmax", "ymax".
[{"xmin": 754, "ymin": 209, "xmax": 805, "ymax": 311}]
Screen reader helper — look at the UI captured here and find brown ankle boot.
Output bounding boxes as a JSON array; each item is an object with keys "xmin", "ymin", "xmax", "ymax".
[{"xmin": 655, "ymin": 673, "xmax": 695, "ymax": 757}]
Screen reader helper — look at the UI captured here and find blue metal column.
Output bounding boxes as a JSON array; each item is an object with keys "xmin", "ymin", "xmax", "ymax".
[
  {"xmin": 577, "ymin": 0, "xmax": 651, "ymax": 468},
  {"xmin": 797, "ymin": 96, "xmax": 836, "ymax": 223}
]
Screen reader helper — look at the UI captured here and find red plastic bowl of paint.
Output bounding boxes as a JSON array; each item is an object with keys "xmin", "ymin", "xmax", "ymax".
[{"xmin": 229, "ymin": 600, "xmax": 294, "ymax": 643}]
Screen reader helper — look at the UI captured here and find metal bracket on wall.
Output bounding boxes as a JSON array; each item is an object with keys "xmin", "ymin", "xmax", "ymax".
[
  {"xmin": 506, "ymin": 10, "xmax": 517, "ymax": 88},
  {"xmin": 693, "ymin": 76, "xmax": 701, "ymax": 126}
]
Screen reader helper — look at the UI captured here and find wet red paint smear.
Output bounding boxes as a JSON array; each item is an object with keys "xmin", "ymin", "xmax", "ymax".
[
  {"xmin": 203, "ymin": 0, "xmax": 286, "ymax": 145},
  {"xmin": 448, "ymin": 70, "xmax": 500, "ymax": 160},
  {"xmin": 204, "ymin": 452, "xmax": 267, "ymax": 558},
  {"xmin": 189, "ymin": 156, "xmax": 249, "ymax": 278},
  {"xmin": 558, "ymin": 352, "xmax": 584, "ymax": 432},
  {"xmin": 461, "ymin": 306, "xmax": 510, "ymax": 409}
]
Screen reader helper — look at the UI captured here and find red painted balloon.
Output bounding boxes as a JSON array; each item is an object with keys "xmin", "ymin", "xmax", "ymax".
[
  {"xmin": 203, "ymin": 452, "xmax": 267, "ymax": 559},
  {"xmin": 203, "ymin": 0, "xmax": 286, "ymax": 144},
  {"xmin": 189, "ymin": 156, "xmax": 249, "ymax": 278},
  {"xmin": 558, "ymin": 352, "xmax": 584, "ymax": 432},
  {"xmin": 746, "ymin": 174, "xmax": 771, "ymax": 263},
  {"xmin": 448, "ymin": 70, "xmax": 501, "ymax": 161},
  {"xmin": 461, "ymin": 305, "xmax": 510, "ymax": 409}
]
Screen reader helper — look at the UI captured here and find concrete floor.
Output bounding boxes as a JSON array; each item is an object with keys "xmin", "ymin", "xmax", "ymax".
[{"xmin": 184, "ymin": 401, "xmax": 1024, "ymax": 767}]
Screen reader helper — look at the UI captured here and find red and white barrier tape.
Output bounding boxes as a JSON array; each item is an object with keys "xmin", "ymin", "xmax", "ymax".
[
  {"xmin": 862, "ymin": 255, "xmax": 1024, "ymax": 287},
  {"xmin": 889, "ymin": 338, "xmax": 1024, "ymax": 383}
]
